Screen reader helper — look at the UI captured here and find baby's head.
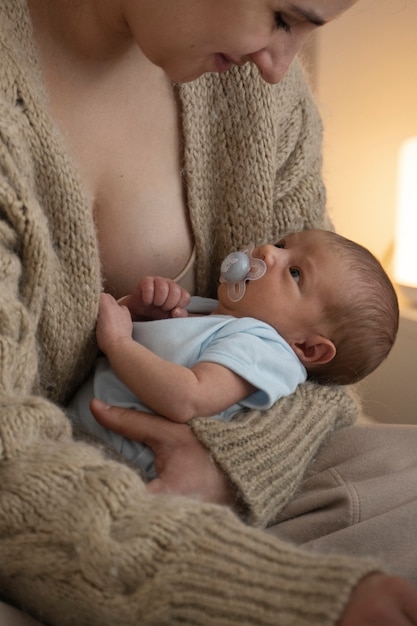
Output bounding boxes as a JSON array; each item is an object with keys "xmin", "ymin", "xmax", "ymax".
[
  {"xmin": 303, "ymin": 230, "xmax": 399, "ymax": 384},
  {"xmin": 217, "ymin": 229, "xmax": 399, "ymax": 385}
]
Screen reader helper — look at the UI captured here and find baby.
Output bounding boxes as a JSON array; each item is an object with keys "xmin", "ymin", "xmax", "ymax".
[{"xmin": 68, "ymin": 229, "xmax": 399, "ymax": 478}]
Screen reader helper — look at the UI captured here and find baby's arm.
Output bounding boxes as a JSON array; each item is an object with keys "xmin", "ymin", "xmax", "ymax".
[
  {"xmin": 96, "ymin": 293, "xmax": 255, "ymax": 423},
  {"xmin": 118, "ymin": 276, "xmax": 191, "ymax": 320}
]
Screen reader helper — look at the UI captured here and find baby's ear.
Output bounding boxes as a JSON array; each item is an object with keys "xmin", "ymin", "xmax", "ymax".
[{"xmin": 291, "ymin": 335, "xmax": 336, "ymax": 366}]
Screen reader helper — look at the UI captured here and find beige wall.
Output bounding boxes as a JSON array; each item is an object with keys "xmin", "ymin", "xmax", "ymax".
[
  {"xmin": 316, "ymin": 0, "xmax": 417, "ymax": 263},
  {"xmin": 315, "ymin": 0, "xmax": 417, "ymax": 424},
  {"xmin": 356, "ymin": 307, "xmax": 417, "ymax": 424}
]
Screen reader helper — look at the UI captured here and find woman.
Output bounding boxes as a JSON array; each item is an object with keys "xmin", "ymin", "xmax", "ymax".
[{"xmin": 1, "ymin": 1, "xmax": 417, "ymax": 624}]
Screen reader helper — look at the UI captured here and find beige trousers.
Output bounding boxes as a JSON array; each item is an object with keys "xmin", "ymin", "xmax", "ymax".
[
  {"xmin": 268, "ymin": 423, "xmax": 417, "ymax": 583},
  {"xmin": 2, "ymin": 423, "xmax": 417, "ymax": 624}
]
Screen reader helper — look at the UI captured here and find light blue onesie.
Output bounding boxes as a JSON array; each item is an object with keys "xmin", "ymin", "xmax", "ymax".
[{"xmin": 68, "ymin": 297, "xmax": 306, "ymax": 479}]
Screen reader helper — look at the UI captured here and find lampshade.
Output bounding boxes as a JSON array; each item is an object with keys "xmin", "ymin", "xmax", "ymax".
[{"xmin": 393, "ymin": 137, "xmax": 417, "ymax": 306}]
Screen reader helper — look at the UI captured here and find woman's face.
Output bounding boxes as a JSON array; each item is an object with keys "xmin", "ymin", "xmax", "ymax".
[{"xmin": 129, "ymin": 0, "xmax": 358, "ymax": 83}]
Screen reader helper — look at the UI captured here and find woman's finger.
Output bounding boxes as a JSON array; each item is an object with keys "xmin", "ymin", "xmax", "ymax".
[
  {"xmin": 90, "ymin": 398, "xmax": 177, "ymax": 448},
  {"xmin": 89, "ymin": 399, "xmax": 235, "ymax": 505}
]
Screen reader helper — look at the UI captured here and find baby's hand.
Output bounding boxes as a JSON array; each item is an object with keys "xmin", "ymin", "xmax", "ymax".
[
  {"xmin": 96, "ymin": 293, "xmax": 133, "ymax": 355},
  {"xmin": 120, "ymin": 276, "xmax": 191, "ymax": 320}
]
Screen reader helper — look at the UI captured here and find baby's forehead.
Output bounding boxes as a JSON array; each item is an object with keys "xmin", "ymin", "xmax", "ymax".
[
  {"xmin": 285, "ymin": 228, "xmax": 329, "ymax": 242},
  {"xmin": 295, "ymin": 230, "xmax": 351, "ymax": 289},
  {"xmin": 285, "ymin": 229, "xmax": 337, "ymax": 253}
]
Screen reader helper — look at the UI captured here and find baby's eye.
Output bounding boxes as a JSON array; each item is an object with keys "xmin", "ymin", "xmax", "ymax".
[
  {"xmin": 290, "ymin": 267, "xmax": 301, "ymax": 282},
  {"xmin": 274, "ymin": 242, "xmax": 285, "ymax": 249}
]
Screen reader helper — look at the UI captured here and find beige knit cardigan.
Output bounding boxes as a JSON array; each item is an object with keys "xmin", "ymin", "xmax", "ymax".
[{"xmin": 0, "ymin": 2, "xmax": 380, "ymax": 625}]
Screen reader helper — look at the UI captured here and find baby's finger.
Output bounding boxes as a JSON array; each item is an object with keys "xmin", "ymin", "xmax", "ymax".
[
  {"xmin": 170, "ymin": 307, "xmax": 189, "ymax": 318},
  {"xmin": 152, "ymin": 277, "xmax": 172, "ymax": 308},
  {"xmin": 162, "ymin": 283, "xmax": 190, "ymax": 312},
  {"xmin": 138, "ymin": 276, "xmax": 157, "ymax": 307}
]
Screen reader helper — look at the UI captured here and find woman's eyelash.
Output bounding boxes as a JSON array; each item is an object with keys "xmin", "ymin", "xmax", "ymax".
[{"xmin": 274, "ymin": 12, "xmax": 291, "ymax": 34}]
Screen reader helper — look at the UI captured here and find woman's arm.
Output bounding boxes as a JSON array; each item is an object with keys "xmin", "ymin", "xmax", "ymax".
[
  {"xmin": 97, "ymin": 293, "xmax": 255, "ymax": 422},
  {"xmin": 191, "ymin": 383, "xmax": 359, "ymax": 525},
  {"xmin": 90, "ymin": 402, "xmax": 417, "ymax": 626}
]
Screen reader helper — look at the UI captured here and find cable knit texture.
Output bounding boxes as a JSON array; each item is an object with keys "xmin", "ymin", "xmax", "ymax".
[{"xmin": 0, "ymin": 2, "xmax": 381, "ymax": 625}]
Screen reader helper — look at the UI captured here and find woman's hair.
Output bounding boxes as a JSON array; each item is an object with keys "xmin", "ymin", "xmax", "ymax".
[{"xmin": 307, "ymin": 231, "xmax": 399, "ymax": 386}]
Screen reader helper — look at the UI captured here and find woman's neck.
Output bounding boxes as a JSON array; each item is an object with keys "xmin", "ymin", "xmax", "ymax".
[{"xmin": 27, "ymin": 0, "xmax": 137, "ymax": 62}]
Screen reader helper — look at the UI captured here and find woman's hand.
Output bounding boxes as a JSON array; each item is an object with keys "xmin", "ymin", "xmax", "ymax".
[
  {"xmin": 338, "ymin": 573, "xmax": 417, "ymax": 625},
  {"xmin": 90, "ymin": 398, "xmax": 235, "ymax": 506}
]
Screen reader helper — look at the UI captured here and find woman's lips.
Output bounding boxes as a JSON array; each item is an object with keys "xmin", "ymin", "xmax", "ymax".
[{"xmin": 214, "ymin": 53, "xmax": 234, "ymax": 73}]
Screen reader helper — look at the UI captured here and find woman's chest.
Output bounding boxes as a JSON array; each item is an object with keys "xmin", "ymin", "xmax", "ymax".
[{"xmin": 45, "ymin": 57, "xmax": 193, "ymax": 299}]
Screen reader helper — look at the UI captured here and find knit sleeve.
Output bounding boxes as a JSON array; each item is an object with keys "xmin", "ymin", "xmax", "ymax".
[
  {"xmin": 2, "ymin": 431, "xmax": 383, "ymax": 626},
  {"xmin": 191, "ymin": 383, "xmax": 359, "ymax": 527}
]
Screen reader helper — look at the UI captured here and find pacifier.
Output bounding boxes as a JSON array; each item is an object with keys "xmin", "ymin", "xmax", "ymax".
[{"xmin": 219, "ymin": 243, "xmax": 266, "ymax": 302}]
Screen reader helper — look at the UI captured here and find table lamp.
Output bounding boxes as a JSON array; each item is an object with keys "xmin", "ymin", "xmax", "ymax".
[{"xmin": 393, "ymin": 137, "xmax": 417, "ymax": 307}]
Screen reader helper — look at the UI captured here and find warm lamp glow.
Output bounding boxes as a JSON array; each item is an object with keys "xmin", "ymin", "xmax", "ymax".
[{"xmin": 393, "ymin": 138, "xmax": 417, "ymax": 305}]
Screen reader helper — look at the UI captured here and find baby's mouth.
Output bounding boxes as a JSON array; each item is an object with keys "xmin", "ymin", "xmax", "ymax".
[{"xmin": 219, "ymin": 243, "xmax": 267, "ymax": 302}]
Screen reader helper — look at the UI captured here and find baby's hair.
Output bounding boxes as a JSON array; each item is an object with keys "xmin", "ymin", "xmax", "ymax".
[{"xmin": 307, "ymin": 231, "xmax": 399, "ymax": 386}]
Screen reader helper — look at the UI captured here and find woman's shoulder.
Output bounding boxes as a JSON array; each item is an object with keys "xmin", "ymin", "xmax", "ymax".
[
  {"xmin": 0, "ymin": 0, "xmax": 44, "ymax": 105},
  {"xmin": 1, "ymin": 0, "xmax": 32, "ymax": 59}
]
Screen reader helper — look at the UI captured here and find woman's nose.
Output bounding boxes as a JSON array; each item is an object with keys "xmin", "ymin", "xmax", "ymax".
[{"xmin": 250, "ymin": 31, "xmax": 311, "ymax": 84}]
